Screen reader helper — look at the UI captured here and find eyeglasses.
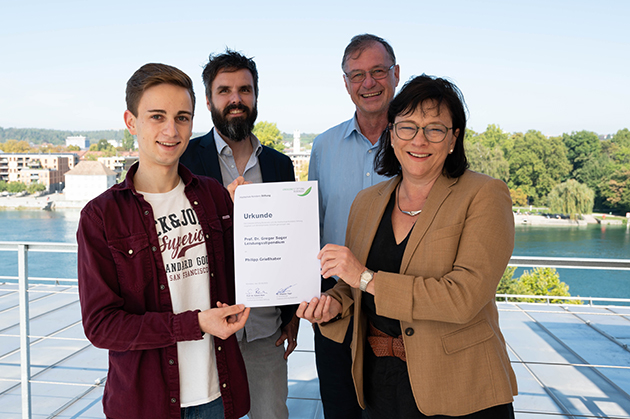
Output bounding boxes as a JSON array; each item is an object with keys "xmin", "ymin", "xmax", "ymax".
[
  {"xmin": 392, "ymin": 122, "xmax": 452, "ymax": 143},
  {"xmin": 344, "ymin": 64, "xmax": 395, "ymax": 84}
]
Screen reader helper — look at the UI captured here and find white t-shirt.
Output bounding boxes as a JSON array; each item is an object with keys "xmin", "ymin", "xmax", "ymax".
[{"xmin": 139, "ymin": 178, "xmax": 221, "ymax": 407}]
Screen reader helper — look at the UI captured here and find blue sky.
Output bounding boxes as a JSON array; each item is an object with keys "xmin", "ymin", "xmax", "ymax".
[{"xmin": 1, "ymin": 0, "xmax": 628, "ymax": 137}]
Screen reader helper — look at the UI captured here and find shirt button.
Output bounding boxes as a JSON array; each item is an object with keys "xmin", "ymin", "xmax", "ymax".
[
  {"xmin": 405, "ymin": 327, "xmax": 414, "ymax": 336},
  {"xmin": 205, "ymin": 234, "xmax": 209, "ymax": 239},
  {"xmin": 168, "ymin": 359, "xmax": 175, "ymax": 365},
  {"xmin": 171, "ymin": 398, "xmax": 177, "ymax": 404},
  {"xmin": 194, "ymin": 201, "xmax": 198, "ymax": 205},
  {"xmin": 210, "ymin": 272, "xmax": 214, "ymax": 277},
  {"xmin": 217, "ymin": 346, "xmax": 222, "ymax": 351},
  {"xmin": 160, "ymin": 284, "xmax": 166, "ymax": 290},
  {"xmin": 222, "ymin": 383, "xmax": 227, "ymax": 389},
  {"xmin": 152, "ymin": 246, "xmax": 157, "ymax": 252},
  {"xmin": 368, "ymin": 150, "xmax": 372, "ymax": 153},
  {"xmin": 128, "ymin": 249, "xmax": 133, "ymax": 255},
  {"xmin": 366, "ymin": 172, "xmax": 371, "ymax": 177},
  {"xmin": 144, "ymin": 210, "xmax": 149, "ymax": 215}
]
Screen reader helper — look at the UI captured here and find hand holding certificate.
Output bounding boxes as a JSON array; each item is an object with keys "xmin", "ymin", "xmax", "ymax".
[{"xmin": 233, "ymin": 181, "xmax": 321, "ymax": 307}]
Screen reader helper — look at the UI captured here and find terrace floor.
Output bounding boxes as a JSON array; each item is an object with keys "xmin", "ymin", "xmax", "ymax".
[{"xmin": 1, "ymin": 283, "xmax": 630, "ymax": 418}]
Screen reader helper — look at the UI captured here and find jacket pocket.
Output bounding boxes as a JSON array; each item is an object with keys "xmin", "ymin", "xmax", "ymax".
[
  {"xmin": 108, "ymin": 233, "xmax": 153, "ymax": 293},
  {"xmin": 441, "ymin": 320, "xmax": 494, "ymax": 355},
  {"xmin": 424, "ymin": 222, "xmax": 464, "ymax": 244}
]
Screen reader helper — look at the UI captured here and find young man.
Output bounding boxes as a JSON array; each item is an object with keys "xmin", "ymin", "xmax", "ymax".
[
  {"xmin": 180, "ymin": 49, "xmax": 297, "ymax": 419},
  {"xmin": 77, "ymin": 63, "xmax": 250, "ymax": 419},
  {"xmin": 308, "ymin": 34, "xmax": 400, "ymax": 419}
]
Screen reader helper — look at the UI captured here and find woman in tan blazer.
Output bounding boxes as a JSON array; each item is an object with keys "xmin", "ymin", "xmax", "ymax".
[{"xmin": 298, "ymin": 75, "xmax": 517, "ymax": 418}]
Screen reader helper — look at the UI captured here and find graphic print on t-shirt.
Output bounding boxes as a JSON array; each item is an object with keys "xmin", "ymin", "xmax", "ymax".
[
  {"xmin": 139, "ymin": 179, "xmax": 220, "ymax": 407},
  {"xmin": 155, "ymin": 208, "xmax": 209, "ymax": 283}
]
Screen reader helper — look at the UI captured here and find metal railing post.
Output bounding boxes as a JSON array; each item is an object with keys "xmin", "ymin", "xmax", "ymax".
[{"xmin": 18, "ymin": 244, "xmax": 32, "ymax": 419}]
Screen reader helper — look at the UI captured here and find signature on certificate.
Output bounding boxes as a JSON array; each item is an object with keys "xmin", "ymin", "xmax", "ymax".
[
  {"xmin": 276, "ymin": 283, "xmax": 297, "ymax": 296},
  {"xmin": 246, "ymin": 288, "xmax": 268, "ymax": 298}
]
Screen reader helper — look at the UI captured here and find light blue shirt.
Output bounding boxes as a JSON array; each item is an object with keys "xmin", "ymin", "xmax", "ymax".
[
  {"xmin": 213, "ymin": 129, "xmax": 263, "ymax": 183},
  {"xmin": 308, "ymin": 114, "xmax": 389, "ymax": 249}
]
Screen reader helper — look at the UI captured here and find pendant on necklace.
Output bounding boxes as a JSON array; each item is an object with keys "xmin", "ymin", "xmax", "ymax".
[
  {"xmin": 396, "ymin": 183, "xmax": 422, "ymax": 217},
  {"xmin": 400, "ymin": 208, "xmax": 422, "ymax": 216}
]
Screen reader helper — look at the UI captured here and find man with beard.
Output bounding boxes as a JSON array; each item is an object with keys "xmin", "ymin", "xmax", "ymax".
[{"xmin": 180, "ymin": 49, "xmax": 298, "ymax": 419}]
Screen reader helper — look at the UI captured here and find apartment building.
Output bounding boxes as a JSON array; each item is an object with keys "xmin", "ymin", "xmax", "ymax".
[{"xmin": 0, "ymin": 152, "xmax": 79, "ymax": 191}]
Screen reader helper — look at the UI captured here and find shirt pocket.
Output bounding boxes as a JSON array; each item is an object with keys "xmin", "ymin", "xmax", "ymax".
[
  {"xmin": 441, "ymin": 319, "xmax": 494, "ymax": 355},
  {"xmin": 108, "ymin": 233, "xmax": 153, "ymax": 293}
]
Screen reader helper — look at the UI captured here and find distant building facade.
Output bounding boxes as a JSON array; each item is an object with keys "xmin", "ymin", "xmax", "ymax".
[
  {"xmin": 66, "ymin": 136, "xmax": 89, "ymax": 150},
  {"xmin": 108, "ymin": 139, "xmax": 122, "ymax": 149},
  {"xmin": 64, "ymin": 161, "xmax": 117, "ymax": 201},
  {"xmin": 0, "ymin": 152, "xmax": 79, "ymax": 191},
  {"xmin": 98, "ymin": 155, "xmax": 139, "ymax": 177},
  {"xmin": 283, "ymin": 130, "xmax": 310, "ymax": 180}
]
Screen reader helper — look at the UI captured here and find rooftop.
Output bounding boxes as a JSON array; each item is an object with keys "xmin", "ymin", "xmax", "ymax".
[{"xmin": 64, "ymin": 161, "xmax": 117, "ymax": 176}]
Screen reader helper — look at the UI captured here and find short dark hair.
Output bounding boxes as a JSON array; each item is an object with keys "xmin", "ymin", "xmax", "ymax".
[
  {"xmin": 375, "ymin": 75, "xmax": 469, "ymax": 178},
  {"xmin": 202, "ymin": 49, "xmax": 259, "ymax": 99},
  {"xmin": 342, "ymin": 34, "xmax": 396, "ymax": 70},
  {"xmin": 126, "ymin": 63, "xmax": 195, "ymax": 117}
]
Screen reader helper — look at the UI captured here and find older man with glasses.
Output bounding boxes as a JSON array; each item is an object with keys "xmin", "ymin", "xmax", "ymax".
[{"xmin": 308, "ymin": 33, "xmax": 400, "ymax": 419}]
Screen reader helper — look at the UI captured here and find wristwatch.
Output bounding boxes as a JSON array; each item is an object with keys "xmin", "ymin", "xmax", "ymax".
[{"xmin": 359, "ymin": 269, "xmax": 374, "ymax": 292}]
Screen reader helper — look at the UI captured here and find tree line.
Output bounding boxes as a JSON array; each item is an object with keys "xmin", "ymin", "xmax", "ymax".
[
  {"xmin": 2, "ymin": 124, "xmax": 629, "ymax": 213},
  {"xmin": 466, "ymin": 125, "xmax": 630, "ymax": 214}
]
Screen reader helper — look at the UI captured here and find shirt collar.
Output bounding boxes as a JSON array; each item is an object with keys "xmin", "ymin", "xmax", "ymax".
[
  {"xmin": 344, "ymin": 112, "xmax": 387, "ymax": 146},
  {"xmin": 213, "ymin": 129, "xmax": 263, "ymax": 157}
]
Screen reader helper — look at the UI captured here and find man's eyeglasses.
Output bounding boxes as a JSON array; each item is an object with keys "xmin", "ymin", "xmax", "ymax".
[
  {"xmin": 344, "ymin": 64, "xmax": 395, "ymax": 84},
  {"xmin": 392, "ymin": 122, "xmax": 452, "ymax": 143}
]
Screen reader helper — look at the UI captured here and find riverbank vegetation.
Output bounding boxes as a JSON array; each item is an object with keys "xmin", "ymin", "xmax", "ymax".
[{"xmin": 466, "ymin": 126, "xmax": 630, "ymax": 215}]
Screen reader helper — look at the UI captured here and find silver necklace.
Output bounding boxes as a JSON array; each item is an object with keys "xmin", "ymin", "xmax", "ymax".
[{"xmin": 396, "ymin": 183, "xmax": 422, "ymax": 216}]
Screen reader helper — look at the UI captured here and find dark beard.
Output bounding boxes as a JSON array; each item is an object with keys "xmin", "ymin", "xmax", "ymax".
[{"xmin": 211, "ymin": 102, "xmax": 258, "ymax": 142}]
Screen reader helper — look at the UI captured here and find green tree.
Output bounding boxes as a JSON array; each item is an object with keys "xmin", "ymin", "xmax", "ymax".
[
  {"xmin": 253, "ymin": 121, "xmax": 284, "ymax": 152},
  {"xmin": 574, "ymin": 154, "xmax": 614, "ymax": 210},
  {"xmin": 478, "ymin": 124, "xmax": 510, "ymax": 151},
  {"xmin": 0, "ymin": 180, "xmax": 7, "ymax": 192},
  {"xmin": 496, "ymin": 267, "xmax": 518, "ymax": 300},
  {"xmin": 89, "ymin": 139, "xmax": 116, "ymax": 152},
  {"xmin": 562, "ymin": 131, "xmax": 601, "ymax": 174},
  {"xmin": 510, "ymin": 188, "xmax": 528, "ymax": 206},
  {"xmin": 497, "ymin": 267, "xmax": 580, "ymax": 304},
  {"xmin": 122, "ymin": 129, "xmax": 135, "ymax": 151},
  {"xmin": 1, "ymin": 139, "xmax": 33, "ymax": 153},
  {"xmin": 66, "ymin": 145, "xmax": 81, "ymax": 151},
  {"xmin": 7, "ymin": 181, "xmax": 27, "ymax": 193},
  {"xmin": 602, "ymin": 168, "xmax": 630, "ymax": 212},
  {"xmin": 507, "ymin": 130, "xmax": 571, "ymax": 204},
  {"xmin": 547, "ymin": 179, "xmax": 594, "ymax": 220},
  {"xmin": 464, "ymin": 128, "xmax": 478, "ymax": 143},
  {"xmin": 27, "ymin": 183, "xmax": 46, "ymax": 194},
  {"xmin": 466, "ymin": 141, "xmax": 510, "ymax": 182}
]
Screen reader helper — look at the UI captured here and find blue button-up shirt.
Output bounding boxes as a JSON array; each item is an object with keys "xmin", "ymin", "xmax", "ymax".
[{"xmin": 309, "ymin": 114, "xmax": 389, "ymax": 249}]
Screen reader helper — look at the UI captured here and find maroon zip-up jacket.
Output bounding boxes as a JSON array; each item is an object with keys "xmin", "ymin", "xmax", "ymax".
[{"xmin": 77, "ymin": 163, "xmax": 249, "ymax": 419}]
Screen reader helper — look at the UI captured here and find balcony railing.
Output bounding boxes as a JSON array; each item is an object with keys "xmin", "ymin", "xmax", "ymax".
[{"xmin": 2, "ymin": 241, "xmax": 630, "ymax": 419}]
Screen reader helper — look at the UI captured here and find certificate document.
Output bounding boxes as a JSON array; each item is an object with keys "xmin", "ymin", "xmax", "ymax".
[{"xmin": 234, "ymin": 181, "xmax": 321, "ymax": 307}]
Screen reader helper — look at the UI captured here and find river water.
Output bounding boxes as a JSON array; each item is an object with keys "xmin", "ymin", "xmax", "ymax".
[{"xmin": 1, "ymin": 210, "xmax": 629, "ymax": 300}]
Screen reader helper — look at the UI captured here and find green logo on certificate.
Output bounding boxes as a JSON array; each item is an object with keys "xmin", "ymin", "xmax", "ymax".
[{"xmin": 298, "ymin": 187, "xmax": 312, "ymax": 197}]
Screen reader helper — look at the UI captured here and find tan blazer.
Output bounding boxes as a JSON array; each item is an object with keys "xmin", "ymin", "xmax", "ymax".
[{"xmin": 321, "ymin": 170, "xmax": 518, "ymax": 416}]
